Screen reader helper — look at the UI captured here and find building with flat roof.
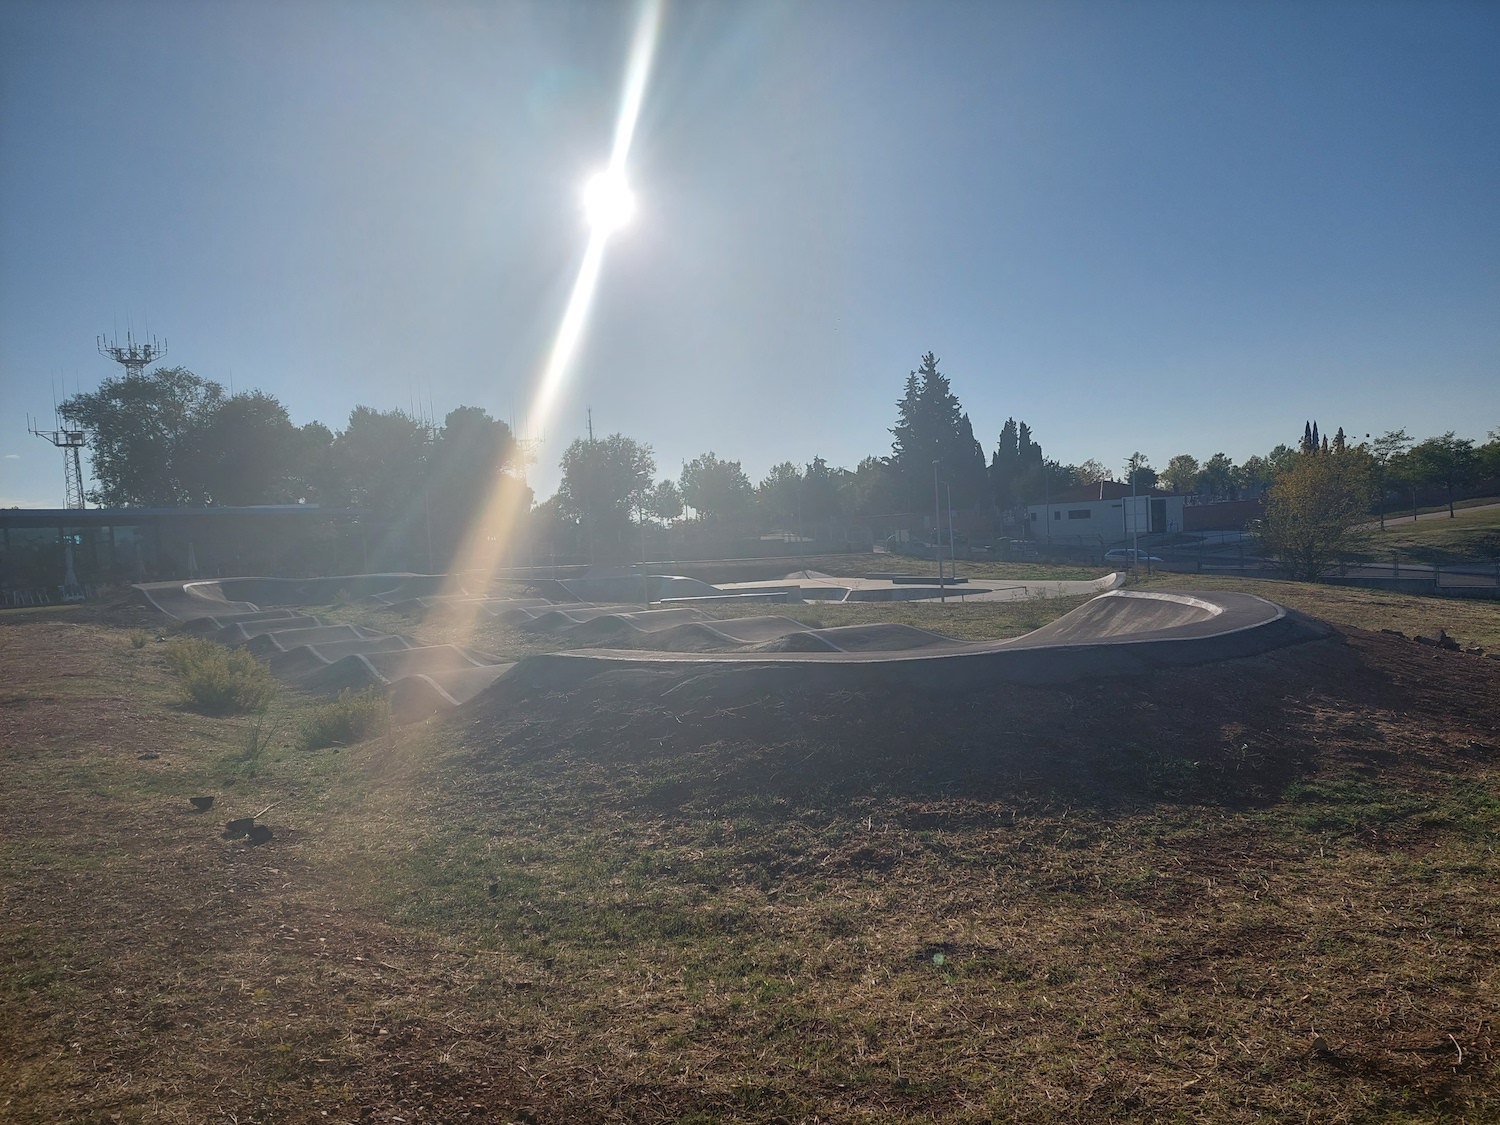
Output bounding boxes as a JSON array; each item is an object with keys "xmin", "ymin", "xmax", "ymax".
[
  {"xmin": 0, "ymin": 505, "xmax": 366, "ymax": 597},
  {"xmin": 1024, "ymin": 482, "xmax": 1186, "ymax": 545}
]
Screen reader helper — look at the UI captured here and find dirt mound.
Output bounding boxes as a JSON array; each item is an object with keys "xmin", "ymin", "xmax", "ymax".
[{"xmin": 460, "ymin": 628, "xmax": 1500, "ymax": 811}]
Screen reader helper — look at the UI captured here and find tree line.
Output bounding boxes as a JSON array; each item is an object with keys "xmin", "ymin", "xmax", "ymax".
[{"xmin": 54, "ymin": 357, "xmax": 1500, "ymax": 552}]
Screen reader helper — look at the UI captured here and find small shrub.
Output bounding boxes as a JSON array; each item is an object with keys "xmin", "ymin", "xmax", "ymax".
[
  {"xmin": 129, "ymin": 630, "xmax": 150, "ymax": 649},
  {"xmin": 163, "ymin": 637, "xmax": 277, "ymax": 715},
  {"xmin": 299, "ymin": 688, "xmax": 390, "ymax": 750}
]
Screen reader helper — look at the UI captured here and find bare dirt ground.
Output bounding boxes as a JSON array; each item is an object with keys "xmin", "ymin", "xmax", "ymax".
[{"xmin": 3, "ymin": 595, "xmax": 1500, "ymax": 1123}]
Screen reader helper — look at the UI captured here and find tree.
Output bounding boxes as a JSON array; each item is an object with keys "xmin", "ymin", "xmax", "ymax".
[
  {"xmin": 332, "ymin": 407, "xmax": 432, "ymax": 525},
  {"xmin": 187, "ymin": 391, "xmax": 301, "ymax": 506},
  {"xmin": 557, "ymin": 433, "xmax": 657, "ymax": 530},
  {"xmin": 1408, "ymin": 433, "xmax": 1478, "ymax": 518},
  {"xmin": 1075, "ymin": 459, "xmax": 1113, "ymax": 485},
  {"xmin": 645, "ymin": 479, "xmax": 683, "ymax": 524},
  {"xmin": 427, "ymin": 407, "xmax": 517, "ymax": 555},
  {"xmin": 889, "ymin": 353, "xmax": 987, "ymax": 509},
  {"xmin": 841, "ymin": 456, "xmax": 896, "ymax": 518},
  {"xmin": 756, "ymin": 461, "xmax": 803, "ymax": 528},
  {"xmin": 62, "ymin": 366, "xmax": 225, "ymax": 506},
  {"xmin": 1238, "ymin": 455, "xmax": 1275, "ymax": 498},
  {"xmin": 1198, "ymin": 453, "xmax": 1238, "ymax": 500},
  {"xmin": 1124, "ymin": 452, "xmax": 1157, "ymax": 491},
  {"xmin": 1160, "ymin": 454, "xmax": 1200, "ymax": 495},
  {"xmin": 679, "ymin": 452, "xmax": 752, "ymax": 522},
  {"xmin": 1368, "ymin": 429, "xmax": 1412, "ymax": 529},
  {"xmin": 990, "ymin": 418, "xmax": 1021, "ymax": 508},
  {"xmin": 1260, "ymin": 448, "xmax": 1374, "ymax": 580},
  {"xmin": 801, "ymin": 456, "xmax": 845, "ymax": 523}
]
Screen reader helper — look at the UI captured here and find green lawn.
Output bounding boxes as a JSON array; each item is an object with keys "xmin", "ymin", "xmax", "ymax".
[{"xmin": 1363, "ymin": 504, "xmax": 1500, "ymax": 566}]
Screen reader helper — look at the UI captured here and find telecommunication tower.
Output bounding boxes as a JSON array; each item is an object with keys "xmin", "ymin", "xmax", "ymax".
[
  {"xmin": 28, "ymin": 413, "xmax": 88, "ymax": 510},
  {"xmin": 98, "ymin": 329, "xmax": 167, "ymax": 376}
]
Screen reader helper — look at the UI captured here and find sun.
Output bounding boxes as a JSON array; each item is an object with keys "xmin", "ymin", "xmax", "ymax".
[{"xmin": 582, "ymin": 170, "xmax": 635, "ymax": 235}]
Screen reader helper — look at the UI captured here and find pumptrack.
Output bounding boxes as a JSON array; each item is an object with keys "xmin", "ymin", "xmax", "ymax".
[{"xmin": 137, "ymin": 573, "xmax": 1325, "ymax": 720}]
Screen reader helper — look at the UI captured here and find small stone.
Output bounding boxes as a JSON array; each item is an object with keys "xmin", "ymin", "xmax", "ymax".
[
  {"xmin": 137, "ymin": 752, "xmax": 160, "ymax": 760},
  {"xmin": 1380, "ymin": 628, "xmax": 1406, "ymax": 638}
]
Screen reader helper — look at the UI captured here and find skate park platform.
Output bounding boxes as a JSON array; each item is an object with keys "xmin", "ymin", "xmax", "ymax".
[{"xmin": 136, "ymin": 570, "xmax": 1324, "ymax": 720}]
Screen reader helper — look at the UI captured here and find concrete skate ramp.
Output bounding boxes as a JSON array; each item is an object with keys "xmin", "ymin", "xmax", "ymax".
[
  {"xmin": 560, "ymin": 607, "xmax": 715, "ymax": 641},
  {"xmin": 180, "ymin": 608, "xmax": 317, "ymax": 636},
  {"xmin": 268, "ymin": 635, "xmax": 414, "ymax": 677},
  {"xmin": 137, "ymin": 580, "xmax": 261, "ymax": 621},
  {"xmin": 518, "ymin": 604, "xmax": 668, "ymax": 634},
  {"xmin": 555, "ymin": 574, "xmax": 723, "ymax": 603},
  {"xmin": 769, "ymin": 623, "xmax": 960, "ymax": 653},
  {"xmin": 301, "ymin": 644, "xmax": 496, "ymax": 695},
  {"xmin": 488, "ymin": 591, "xmax": 1324, "ymax": 699},
  {"xmin": 388, "ymin": 663, "xmax": 520, "ymax": 721},
  {"xmin": 216, "ymin": 617, "xmax": 333, "ymax": 645},
  {"xmin": 387, "ymin": 595, "xmax": 553, "ymax": 618},
  {"xmin": 138, "ymin": 574, "xmax": 444, "ymax": 621},
  {"xmin": 365, "ymin": 576, "xmax": 475, "ymax": 605},
  {"xmin": 242, "ymin": 623, "xmax": 380, "ymax": 656}
]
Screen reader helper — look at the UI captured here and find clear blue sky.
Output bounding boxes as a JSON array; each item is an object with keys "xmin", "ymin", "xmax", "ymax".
[{"xmin": 3, "ymin": 0, "xmax": 1497, "ymax": 508}]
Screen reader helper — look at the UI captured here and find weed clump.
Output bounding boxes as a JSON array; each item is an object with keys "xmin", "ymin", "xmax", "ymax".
[
  {"xmin": 129, "ymin": 630, "xmax": 151, "ymax": 649},
  {"xmin": 163, "ymin": 637, "xmax": 277, "ymax": 715},
  {"xmin": 299, "ymin": 688, "xmax": 389, "ymax": 750}
]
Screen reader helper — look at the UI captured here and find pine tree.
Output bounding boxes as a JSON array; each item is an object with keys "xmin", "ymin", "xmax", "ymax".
[{"xmin": 1302, "ymin": 422, "xmax": 1314, "ymax": 453}]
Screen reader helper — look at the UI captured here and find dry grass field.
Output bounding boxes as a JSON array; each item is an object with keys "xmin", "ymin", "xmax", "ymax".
[{"xmin": 3, "ymin": 580, "xmax": 1500, "ymax": 1123}]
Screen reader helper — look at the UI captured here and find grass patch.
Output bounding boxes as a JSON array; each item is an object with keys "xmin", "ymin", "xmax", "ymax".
[
  {"xmin": 1134, "ymin": 570, "xmax": 1500, "ymax": 651},
  {"xmin": 162, "ymin": 636, "xmax": 276, "ymax": 714},
  {"xmin": 1365, "ymin": 504, "xmax": 1500, "ymax": 566},
  {"xmin": 298, "ymin": 687, "xmax": 390, "ymax": 749}
]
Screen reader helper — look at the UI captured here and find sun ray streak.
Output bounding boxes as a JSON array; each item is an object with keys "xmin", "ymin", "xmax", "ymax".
[{"xmin": 435, "ymin": 0, "xmax": 663, "ymax": 633}]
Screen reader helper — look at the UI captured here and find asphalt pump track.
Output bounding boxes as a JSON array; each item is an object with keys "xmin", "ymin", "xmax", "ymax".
[{"xmin": 137, "ymin": 574, "xmax": 1325, "ymax": 720}]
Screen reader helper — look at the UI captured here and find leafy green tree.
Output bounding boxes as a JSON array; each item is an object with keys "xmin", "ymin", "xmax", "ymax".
[
  {"xmin": 332, "ymin": 407, "xmax": 432, "ymax": 523},
  {"xmin": 756, "ymin": 461, "xmax": 803, "ymax": 527},
  {"xmin": 1408, "ymin": 432, "xmax": 1478, "ymax": 518},
  {"xmin": 801, "ymin": 456, "xmax": 845, "ymax": 522},
  {"xmin": 557, "ymin": 433, "xmax": 656, "ymax": 530},
  {"xmin": 1160, "ymin": 454, "xmax": 1201, "ymax": 495},
  {"xmin": 1238, "ymin": 455, "xmax": 1274, "ymax": 498},
  {"xmin": 1368, "ymin": 429, "xmax": 1412, "ymax": 529},
  {"xmin": 645, "ymin": 479, "xmax": 683, "ymax": 524},
  {"xmin": 62, "ymin": 366, "xmax": 225, "ymax": 506},
  {"xmin": 840, "ymin": 456, "xmax": 896, "ymax": 518},
  {"xmin": 427, "ymin": 407, "xmax": 518, "ymax": 553},
  {"xmin": 679, "ymin": 452, "xmax": 753, "ymax": 523},
  {"xmin": 1198, "ymin": 453, "xmax": 1238, "ymax": 500},
  {"xmin": 1075, "ymin": 459, "xmax": 1113, "ymax": 485},
  {"xmin": 187, "ymin": 391, "xmax": 301, "ymax": 506},
  {"xmin": 1260, "ymin": 448, "xmax": 1374, "ymax": 580},
  {"xmin": 1124, "ymin": 452, "xmax": 1157, "ymax": 491}
]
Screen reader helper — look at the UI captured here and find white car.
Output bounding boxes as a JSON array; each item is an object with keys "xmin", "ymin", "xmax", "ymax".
[{"xmin": 1104, "ymin": 548, "xmax": 1164, "ymax": 565}]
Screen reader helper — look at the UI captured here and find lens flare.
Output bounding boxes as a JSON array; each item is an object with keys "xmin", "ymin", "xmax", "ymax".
[
  {"xmin": 436, "ymin": 0, "xmax": 663, "ymax": 631},
  {"xmin": 583, "ymin": 170, "xmax": 635, "ymax": 234}
]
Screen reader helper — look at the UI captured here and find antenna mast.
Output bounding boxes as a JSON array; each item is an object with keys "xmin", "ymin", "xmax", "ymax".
[
  {"xmin": 28, "ymin": 413, "xmax": 88, "ymax": 510},
  {"xmin": 98, "ymin": 329, "xmax": 167, "ymax": 378}
]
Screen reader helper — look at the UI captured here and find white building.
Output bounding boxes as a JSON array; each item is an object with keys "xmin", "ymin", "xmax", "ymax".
[{"xmin": 1024, "ymin": 482, "xmax": 1186, "ymax": 544}]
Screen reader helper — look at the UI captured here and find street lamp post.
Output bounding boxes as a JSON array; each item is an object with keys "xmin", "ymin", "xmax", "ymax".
[
  {"xmin": 932, "ymin": 460, "xmax": 945, "ymax": 602},
  {"xmin": 944, "ymin": 480, "xmax": 956, "ymax": 588}
]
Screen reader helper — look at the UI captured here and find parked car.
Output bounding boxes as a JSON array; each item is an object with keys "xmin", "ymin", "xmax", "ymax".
[{"xmin": 1104, "ymin": 548, "xmax": 1164, "ymax": 565}]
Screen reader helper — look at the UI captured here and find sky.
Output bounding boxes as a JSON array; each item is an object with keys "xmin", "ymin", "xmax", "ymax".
[{"xmin": 2, "ymin": 0, "xmax": 1497, "ymax": 509}]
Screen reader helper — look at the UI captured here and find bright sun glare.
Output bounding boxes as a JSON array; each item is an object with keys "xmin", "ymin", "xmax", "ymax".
[{"xmin": 583, "ymin": 170, "xmax": 636, "ymax": 234}]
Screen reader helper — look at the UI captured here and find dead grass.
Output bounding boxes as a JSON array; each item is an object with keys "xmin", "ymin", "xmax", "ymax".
[
  {"xmin": 1133, "ymin": 571, "xmax": 1500, "ymax": 652},
  {"xmin": 3, "ymin": 600, "xmax": 1500, "ymax": 1122}
]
